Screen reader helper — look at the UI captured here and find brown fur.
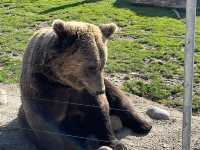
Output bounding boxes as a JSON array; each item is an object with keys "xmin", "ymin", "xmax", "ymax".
[{"xmin": 18, "ymin": 20, "xmax": 151, "ymax": 150}]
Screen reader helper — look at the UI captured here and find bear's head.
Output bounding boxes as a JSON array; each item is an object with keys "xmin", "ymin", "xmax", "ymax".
[{"xmin": 48, "ymin": 20, "xmax": 117, "ymax": 95}]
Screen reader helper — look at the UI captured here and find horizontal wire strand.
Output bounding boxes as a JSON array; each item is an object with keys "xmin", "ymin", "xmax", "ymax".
[
  {"xmin": 0, "ymin": 126, "xmax": 149, "ymax": 148},
  {"xmin": 0, "ymin": 126, "xmax": 118, "ymax": 143},
  {"xmin": 0, "ymin": 124, "xmax": 180, "ymax": 149},
  {"xmin": 0, "ymin": 93, "xmax": 136, "ymax": 112}
]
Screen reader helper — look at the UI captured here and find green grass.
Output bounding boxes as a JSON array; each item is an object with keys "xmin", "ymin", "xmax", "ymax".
[
  {"xmin": 0, "ymin": 0, "xmax": 200, "ymax": 112},
  {"xmin": 123, "ymin": 78, "xmax": 183, "ymax": 101}
]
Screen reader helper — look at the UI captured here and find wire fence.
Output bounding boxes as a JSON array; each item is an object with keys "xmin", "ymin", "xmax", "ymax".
[
  {"xmin": 0, "ymin": 125, "xmax": 119, "ymax": 144},
  {"xmin": 0, "ymin": 90, "xmax": 199, "ymax": 150},
  {"xmin": 0, "ymin": 1, "xmax": 200, "ymax": 150},
  {"xmin": 0, "ymin": 93, "xmax": 134, "ymax": 112},
  {"xmin": 0, "ymin": 91, "xmax": 148, "ymax": 149},
  {"xmin": 0, "ymin": 126, "xmax": 157, "ymax": 149}
]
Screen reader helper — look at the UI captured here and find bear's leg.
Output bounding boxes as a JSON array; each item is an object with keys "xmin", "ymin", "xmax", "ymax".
[
  {"xmin": 87, "ymin": 94, "xmax": 127, "ymax": 150},
  {"xmin": 19, "ymin": 100, "xmax": 84, "ymax": 150},
  {"xmin": 104, "ymin": 78, "xmax": 152, "ymax": 134}
]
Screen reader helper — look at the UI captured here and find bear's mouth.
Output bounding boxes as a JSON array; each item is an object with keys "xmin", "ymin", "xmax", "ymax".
[{"xmin": 82, "ymin": 83, "xmax": 105, "ymax": 96}]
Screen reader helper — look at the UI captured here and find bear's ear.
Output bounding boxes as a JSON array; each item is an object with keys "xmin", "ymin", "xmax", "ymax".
[
  {"xmin": 52, "ymin": 19, "xmax": 78, "ymax": 48},
  {"xmin": 99, "ymin": 23, "xmax": 118, "ymax": 39},
  {"xmin": 52, "ymin": 19, "xmax": 66, "ymax": 38},
  {"xmin": 52, "ymin": 19, "xmax": 70, "ymax": 38}
]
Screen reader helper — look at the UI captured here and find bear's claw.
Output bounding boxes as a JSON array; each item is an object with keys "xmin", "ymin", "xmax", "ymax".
[{"xmin": 136, "ymin": 122, "xmax": 152, "ymax": 135}]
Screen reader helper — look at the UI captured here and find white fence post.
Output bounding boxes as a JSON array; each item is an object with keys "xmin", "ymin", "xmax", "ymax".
[{"xmin": 182, "ymin": 0, "xmax": 197, "ymax": 150}]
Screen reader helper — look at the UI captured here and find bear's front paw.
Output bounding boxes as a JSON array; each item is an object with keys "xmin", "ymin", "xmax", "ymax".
[{"xmin": 136, "ymin": 122, "xmax": 152, "ymax": 135}]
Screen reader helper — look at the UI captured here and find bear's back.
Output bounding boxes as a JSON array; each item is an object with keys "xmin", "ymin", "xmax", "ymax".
[{"xmin": 20, "ymin": 27, "xmax": 58, "ymax": 89}]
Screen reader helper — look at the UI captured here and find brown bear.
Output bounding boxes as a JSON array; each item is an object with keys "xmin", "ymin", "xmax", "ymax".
[{"xmin": 18, "ymin": 19, "xmax": 152, "ymax": 150}]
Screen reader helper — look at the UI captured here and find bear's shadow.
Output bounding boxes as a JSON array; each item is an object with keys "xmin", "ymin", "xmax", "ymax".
[
  {"xmin": 0, "ymin": 118, "xmax": 37, "ymax": 150},
  {"xmin": 0, "ymin": 118, "xmax": 148, "ymax": 150}
]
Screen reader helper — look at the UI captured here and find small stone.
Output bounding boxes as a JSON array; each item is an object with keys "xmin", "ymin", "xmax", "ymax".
[
  {"xmin": 154, "ymin": 59, "xmax": 164, "ymax": 65},
  {"xmin": 97, "ymin": 146, "xmax": 113, "ymax": 150},
  {"xmin": 0, "ymin": 89, "xmax": 8, "ymax": 105},
  {"xmin": 38, "ymin": 22, "xmax": 49, "ymax": 28},
  {"xmin": 163, "ymin": 143, "xmax": 168, "ymax": 148},
  {"xmin": 123, "ymin": 76, "xmax": 130, "ymax": 80},
  {"xmin": 110, "ymin": 115, "xmax": 123, "ymax": 131},
  {"xmin": 12, "ymin": 51, "xmax": 18, "ymax": 56},
  {"xmin": 146, "ymin": 106, "xmax": 170, "ymax": 120},
  {"xmin": 143, "ymin": 58, "xmax": 150, "ymax": 64}
]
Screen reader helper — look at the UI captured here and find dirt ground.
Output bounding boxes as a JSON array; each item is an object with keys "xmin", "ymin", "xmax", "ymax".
[{"xmin": 0, "ymin": 84, "xmax": 200, "ymax": 150}]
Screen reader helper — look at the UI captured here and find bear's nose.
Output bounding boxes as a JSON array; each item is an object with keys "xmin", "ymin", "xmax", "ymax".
[{"xmin": 95, "ymin": 90, "xmax": 105, "ymax": 95}]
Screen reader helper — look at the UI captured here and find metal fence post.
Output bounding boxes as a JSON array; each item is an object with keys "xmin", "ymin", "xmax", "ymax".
[{"xmin": 182, "ymin": 0, "xmax": 197, "ymax": 150}]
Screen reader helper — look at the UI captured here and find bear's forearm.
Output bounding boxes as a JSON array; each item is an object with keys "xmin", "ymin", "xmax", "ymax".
[
  {"xmin": 90, "ymin": 94, "xmax": 117, "ymax": 145},
  {"xmin": 104, "ymin": 78, "xmax": 152, "ymax": 134}
]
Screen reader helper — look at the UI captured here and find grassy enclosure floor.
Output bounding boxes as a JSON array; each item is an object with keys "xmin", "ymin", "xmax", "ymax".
[{"xmin": 0, "ymin": 0, "xmax": 200, "ymax": 112}]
